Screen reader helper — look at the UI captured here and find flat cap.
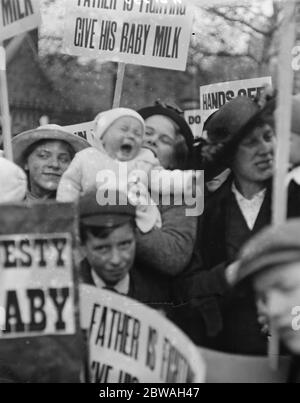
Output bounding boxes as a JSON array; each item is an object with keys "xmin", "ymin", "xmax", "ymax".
[
  {"xmin": 80, "ymin": 190, "xmax": 136, "ymax": 228},
  {"xmin": 235, "ymin": 219, "xmax": 300, "ymax": 286}
]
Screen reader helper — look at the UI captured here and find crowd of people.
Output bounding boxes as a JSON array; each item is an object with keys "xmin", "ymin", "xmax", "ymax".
[{"xmin": 1, "ymin": 93, "xmax": 300, "ymax": 382}]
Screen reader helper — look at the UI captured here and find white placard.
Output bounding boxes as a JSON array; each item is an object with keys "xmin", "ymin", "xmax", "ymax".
[
  {"xmin": 62, "ymin": 0, "xmax": 193, "ymax": 71},
  {"xmin": 64, "ymin": 121, "xmax": 95, "ymax": 146},
  {"xmin": 199, "ymin": 77, "xmax": 273, "ymax": 136},
  {"xmin": 0, "ymin": 233, "xmax": 76, "ymax": 339},
  {"xmin": 80, "ymin": 284, "xmax": 206, "ymax": 383},
  {"xmin": 184, "ymin": 109, "xmax": 202, "ymax": 139},
  {"xmin": 0, "ymin": 0, "xmax": 40, "ymax": 41}
]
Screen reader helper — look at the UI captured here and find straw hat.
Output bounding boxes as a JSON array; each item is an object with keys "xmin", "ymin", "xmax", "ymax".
[{"xmin": 12, "ymin": 124, "xmax": 90, "ymax": 167}]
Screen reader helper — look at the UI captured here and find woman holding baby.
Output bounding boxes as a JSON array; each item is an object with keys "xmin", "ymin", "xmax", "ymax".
[
  {"xmin": 136, "ymin": 101, "xmax": 197, "ymax": 309},
  {"xmin": 56, "ymin": 101, "xmax": 197, "ymax": 312}
]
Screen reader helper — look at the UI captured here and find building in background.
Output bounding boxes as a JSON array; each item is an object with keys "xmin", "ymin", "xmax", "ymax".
[{"xmin": 6, "ymin": 30, "xmax": 95, "ymax": 135}]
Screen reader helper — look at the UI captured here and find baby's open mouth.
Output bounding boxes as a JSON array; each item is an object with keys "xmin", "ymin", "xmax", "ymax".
[{"xmin": 121, "ymin": 144, "xmax": 133, "ymax": 154}]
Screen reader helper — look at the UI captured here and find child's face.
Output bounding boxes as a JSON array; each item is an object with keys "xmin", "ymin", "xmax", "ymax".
[
  {"xmin": 254, "ymin": 262, "xmax": 300, "ymax": 354},
  {"xmin": 102, "ymin": 117, "xmax": 144, "ymax": 161},
  {"xmin": 84, "ymin": 223, "xmax": 136, "ymax": 286}
]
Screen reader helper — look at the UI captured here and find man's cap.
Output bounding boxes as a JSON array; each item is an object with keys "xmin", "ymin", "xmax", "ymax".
[
  {"xmin": 80, "ymin": 190, "xmax": 136, "ymax": 228},
  {"xmin": 12, "ymin": 124, "xmax": 90, "ymax": 168},
  {"xmin": 235, "ymin": 219, "xmax": 300, "ymax": 286}
]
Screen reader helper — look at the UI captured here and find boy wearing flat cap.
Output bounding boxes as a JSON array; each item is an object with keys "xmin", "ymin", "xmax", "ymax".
[
  {"xmin": 79, "ymin": 190, "xmax": 167, "ymax": 308},
  {"xmin": 235, "ymin": 219, "xmax": 300, "ymax": 382}
]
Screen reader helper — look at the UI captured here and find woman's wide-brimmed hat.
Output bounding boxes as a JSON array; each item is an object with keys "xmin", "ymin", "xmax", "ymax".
[
  {"xmin": 201, "ymin": 95, "xmax": 275, "ymax": 167},
  {"xmin": 12, "ymin": 124, "xmax": 90, "ymax": 167},
  {"xmin": 138, "ymin": 100, "xmax": 194, "ymax": 152}
]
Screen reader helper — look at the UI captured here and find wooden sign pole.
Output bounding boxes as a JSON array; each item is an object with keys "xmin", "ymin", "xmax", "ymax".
[
  {"xmin": 270, "ymin": 0, "xmax": 297, "ymax": 370},
  {"xmin": 0, "ymin": 43, "xmax": 13, "ymax": 161},
  {"xmin": 272, "ymin": 0, "xmax": 296, "ymax": 225},
  {"xmin": 112, "ymin": 62, "xmax": 125, "ymax": 108}
]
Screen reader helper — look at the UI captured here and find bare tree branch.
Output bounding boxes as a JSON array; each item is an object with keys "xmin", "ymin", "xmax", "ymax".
[
  {"xmin": 199, "ymin": 49, "xmax": 259, "ymax": 64},
  {"xmin": 207, "ymin": 8, "xmax": 272, "ymax": 36}
]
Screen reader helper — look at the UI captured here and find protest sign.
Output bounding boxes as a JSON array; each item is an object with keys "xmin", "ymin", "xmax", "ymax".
[
  {"xmin": 64, "ymin": 120, "xmax": 95, "ymax": 146},
  {"xmin": 62, "ymin": 0, "xmax": 193, "ymax": 71},
  {"xmin": 0, "ymin": 202, "xmax": 83, "ymax": 382},
  {"xmin": 200, "ymin": 76, "xmax": 272, "ymax": 114},
  {"xmin": 184, "ymin": 109, "xmax": 202, "ymax": 139},
  {"xmin": 0, "ymin": 0, "xmax": 40, "ymax": 160},
  {"xmin": 0, "ymin": 232, "xmax": 75, "ymax": 338},
  {"xmin": 80, "ymin": 284, "xmax": 206, "ymax": 383},
  {"xmin": 0, "ymin": 0, "xmax": 40, "ymax": 41},
  {"xmin": 189, "ymin": 0, "xmax": 246, "ymax": 5},
  {"xmin": 198, "ymin": 77, "xmax": 273, "ymax": 137}
]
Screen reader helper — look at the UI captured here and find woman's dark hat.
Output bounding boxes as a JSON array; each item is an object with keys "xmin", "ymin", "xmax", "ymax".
[
  {"xmin": 202, "ymin": 95, "xmax": 276, "ymax": 167},
  {"xmin": 138, "ymin": 100, "xmax": 194, "ymax": 152}
]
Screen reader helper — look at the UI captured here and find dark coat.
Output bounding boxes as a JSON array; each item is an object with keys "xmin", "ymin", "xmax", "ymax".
[
  {"xmin": 136, "ymin": 203, "xmax": 198, "ymax": 305},
  {"xmin": 80, "ymin": 259, "xmax": 172, "ymax": 313},
  {"xmin": 173, "ymin": 176, "xmax": 300, "ymax": 355},
  {"xmin": 288, "ymin": 356, "xmax": 300, "ymax": 383}
]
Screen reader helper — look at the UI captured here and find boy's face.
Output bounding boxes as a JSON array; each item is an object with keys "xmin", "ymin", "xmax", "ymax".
[
  {"xmin": 84, "ymin": 222, "xmax": 136, "ymax": 286},
  {"xmin": 25, "ymin": 140, "xmax": 72, "ymax": 196},
  {"xmin": 253, "ymin": 262, "xmax": 300, "ymax": 354},
  {"xmin": 102, "ymin": 117, "xmax": 144, "ymax": 161}
]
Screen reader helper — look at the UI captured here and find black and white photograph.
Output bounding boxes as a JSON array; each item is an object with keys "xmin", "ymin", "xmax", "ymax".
[{"xmin": 0, "ymin": 0, "xmax": 300, "ymax": 386}]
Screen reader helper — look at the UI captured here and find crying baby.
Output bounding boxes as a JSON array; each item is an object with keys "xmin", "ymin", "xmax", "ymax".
[{"xmin": 56, "ymin": 107, "xmax": 161, "ymax": 206}]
